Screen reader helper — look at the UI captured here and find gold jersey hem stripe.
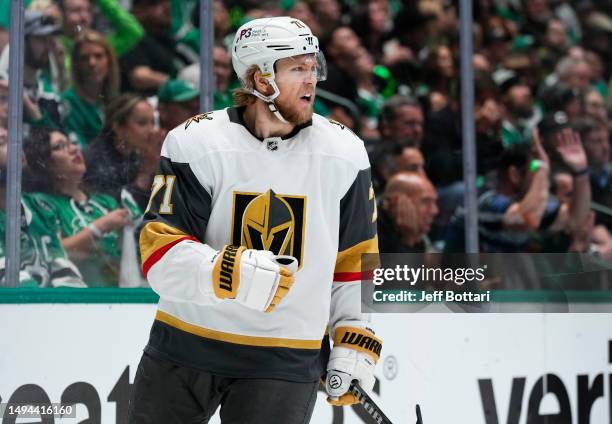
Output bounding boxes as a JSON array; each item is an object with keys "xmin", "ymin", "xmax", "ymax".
[{"xmin": 155, "ymin": 310, "xmax": 323, "ymax": 349}]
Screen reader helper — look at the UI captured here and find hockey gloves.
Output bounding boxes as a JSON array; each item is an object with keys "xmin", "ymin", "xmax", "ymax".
[
  {"xmin": 325, "ymin": 324, "xmax": 382, "ymax": 406},
  {"xmin": 212, "ymin": 245, "xmax": 297, "ymax": 312}
]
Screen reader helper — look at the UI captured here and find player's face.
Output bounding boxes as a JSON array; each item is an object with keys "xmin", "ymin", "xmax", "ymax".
[
  {"xmin": 49, "ymin": 131, "xmax": 86, "ymax": 181},
  {"xmin": 274, "ymin": 55, "xmax": 318, "ymax": 125}
]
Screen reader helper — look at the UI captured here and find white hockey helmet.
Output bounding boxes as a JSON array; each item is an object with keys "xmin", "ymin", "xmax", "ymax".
[{"xmin": 231, "ymin": 16, "xmax": 326, "ymax": 104}]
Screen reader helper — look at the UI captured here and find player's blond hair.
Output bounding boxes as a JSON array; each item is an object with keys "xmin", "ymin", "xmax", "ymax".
[{"xmin": 233, "ymin": 65, "xmax": 261, "ymax": 107}]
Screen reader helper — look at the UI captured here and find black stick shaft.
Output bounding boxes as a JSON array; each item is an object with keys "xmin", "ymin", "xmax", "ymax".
[{"xmin": 349, "ymin": 381, "xmax": 394, "ymax": 424}]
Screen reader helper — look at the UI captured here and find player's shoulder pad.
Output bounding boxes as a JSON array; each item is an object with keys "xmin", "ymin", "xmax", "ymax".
[
  {"xmin": 162, "ymin": 109, "xmax": 228, "ymax": 162},
  {"xmin": 312, "ymin": 114, "xmax": 370, "ymax": 169}
]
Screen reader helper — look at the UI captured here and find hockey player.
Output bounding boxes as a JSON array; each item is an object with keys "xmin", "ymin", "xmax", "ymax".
[{"xmin": 130, "ymin": 17, "xmax": 381, "ymax": 423}]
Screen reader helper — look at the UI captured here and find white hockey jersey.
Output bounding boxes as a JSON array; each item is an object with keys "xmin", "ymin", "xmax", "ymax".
[{"xmin": 139, "ymin": 107, "xmax": 379, "ymax": 381}]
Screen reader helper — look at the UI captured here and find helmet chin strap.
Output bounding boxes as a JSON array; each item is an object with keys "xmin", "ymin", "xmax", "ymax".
[{"xmin": 251, "ymin": 79, "xmax": 290, "ymax": 124}]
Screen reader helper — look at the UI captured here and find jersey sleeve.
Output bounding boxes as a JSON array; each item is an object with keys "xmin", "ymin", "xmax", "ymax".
[
  {"xmin": 139, "ymin": 133, "xmax": 221, "ymax": 305},
  {"xmin": 329, "ymin": 163, "xmax": 379, "ymax": 337}
]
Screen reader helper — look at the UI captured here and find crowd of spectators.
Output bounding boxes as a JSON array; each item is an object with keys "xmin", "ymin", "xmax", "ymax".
[{"xmin": 0, "ymin": 0, "xmax": 610, "ymax": 287}]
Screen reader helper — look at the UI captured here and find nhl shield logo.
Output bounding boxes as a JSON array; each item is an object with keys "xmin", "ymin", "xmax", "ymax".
[{"xmin": 231, "ymin": 189, "xmax": 306, "ymax": 268}]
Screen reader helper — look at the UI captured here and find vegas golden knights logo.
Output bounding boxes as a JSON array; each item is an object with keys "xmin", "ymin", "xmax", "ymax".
[{"xmin": 231, "ymin": 190, "xmax": 306, "ymax": 268}]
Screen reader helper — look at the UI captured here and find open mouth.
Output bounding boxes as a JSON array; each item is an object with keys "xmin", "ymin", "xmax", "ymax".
[{"xmin": 300, "ymin": 94, "xmax": 313, "ymax": 104}]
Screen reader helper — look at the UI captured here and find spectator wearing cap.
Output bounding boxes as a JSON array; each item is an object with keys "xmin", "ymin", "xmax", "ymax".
[
  {"xmin": 378, "ymin": 171, "xmax": 439, "ymax": 253},
  {"xmin": 497, "ymin": 72, "xmax": 539, "ymax": 147},
  {"xmin": 157, "ymin": 79, "xmax": 200, "ymax": 136},
  {"xmin": 539, "ymin": 83, "xmax": 581, "ymax": 120},
  {"xmin": 62, "ymin": 29, "xmax": 119, "ymax": 148},
  {"xmin": 0, "ymin": 10, "xmax": 65, "ymax": 128},
  {"xmin": 537, "ymin": 111, "xmax": 573, "ymax": 164},
  {"xmin": 57, "ymin": 0, "xmax": 144, "ymax": 73}
]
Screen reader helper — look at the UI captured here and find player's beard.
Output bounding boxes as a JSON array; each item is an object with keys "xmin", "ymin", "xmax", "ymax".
[{"xmin": 274, "ymin": 97, "xmax": 314, "ymax": 126}]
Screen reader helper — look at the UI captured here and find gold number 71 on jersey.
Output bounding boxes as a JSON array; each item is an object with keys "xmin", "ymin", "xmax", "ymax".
[{"xmin": 145, "ymin": 175, "xmax": 176, "ymax": 215}]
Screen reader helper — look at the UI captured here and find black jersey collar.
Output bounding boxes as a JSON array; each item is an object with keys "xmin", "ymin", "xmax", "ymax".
[{"xmin": 227, "ymin": 106, "xmax": 312, "ymax": 141}]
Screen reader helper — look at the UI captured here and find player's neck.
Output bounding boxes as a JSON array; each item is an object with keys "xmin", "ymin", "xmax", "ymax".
[{"xmin": 243, "ymin": 101, "xmax": 295, "ymax": 139}]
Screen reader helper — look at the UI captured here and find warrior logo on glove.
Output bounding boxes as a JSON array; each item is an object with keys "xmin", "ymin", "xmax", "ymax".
[
  {"xmin": 231, "ymin": 190, "xmax": 306, "ymax": 268},
  {"xmin": 328, "ymin": 375, "xmax": 343, "ymax": 390}
]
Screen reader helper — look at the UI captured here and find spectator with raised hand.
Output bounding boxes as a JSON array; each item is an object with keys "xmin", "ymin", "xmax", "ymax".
[
  {"xmin": 572, "ymin": 117, "xmax": 612, "ymax": 228},
  {"xmin": 378, "ymin": 171, "xmax": 439, "ymax": 253},
  {"xmin": 84, "ymin": 93, "xmax": 163, "ymax": 211},
  {"xmin": 445, "ymin": 127, "xmax": 590, "ymax": 253},
  {"xmin": 62, "ymin": 29, "xmax": 119, "ymax": 148},
  {"xmin": 23, "ymin": 127, "xmax": 127, "ymax": 286},
  {"xmin": 58, "ymin": 0, "xmax": 144, "ymax": 70}
]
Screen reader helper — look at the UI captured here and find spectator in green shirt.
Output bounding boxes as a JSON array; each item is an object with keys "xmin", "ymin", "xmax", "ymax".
[
  {"xmin": 23, "ymin": 126, "xmax": 130, "ymax": 287},
  {"xmin": 62, "ymin": 29, "xmax": 119, "ymax": 148}
]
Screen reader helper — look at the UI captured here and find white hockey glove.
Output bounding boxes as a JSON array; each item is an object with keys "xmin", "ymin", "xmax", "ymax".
[
  {"xmin": 212, "ymin": 245, "xmax": 297, "ymax": 312},
  {"xmin": 325, "ymin": 324, "xmax": 382, "ymax": 406}
]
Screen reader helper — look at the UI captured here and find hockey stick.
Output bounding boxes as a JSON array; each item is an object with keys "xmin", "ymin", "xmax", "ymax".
[{"xmin": 349, "ymin": 381, "xmax": 424, "ymax": 424}]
